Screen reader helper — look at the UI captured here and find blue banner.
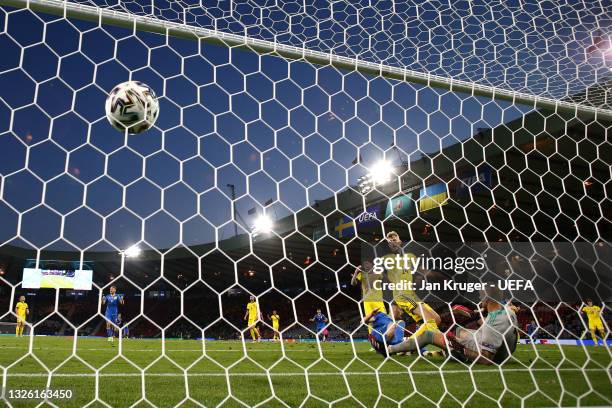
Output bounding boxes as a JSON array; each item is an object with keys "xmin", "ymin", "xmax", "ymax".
[
  {"xmin": 355, "ymin": 204, "xmax": 380, "ymax": 227},
  {"xmin": 334, "ymin": 216, "xmax": 354, "ymax": 238},
  {"xmin": 455, "ymin": 166, "xmax": 493, "ymax": 197},
  {"xmin": 385, "ymin": 193, "xmax": 415, "ymax": 219},
  {"xmin": 334, "ymin": 205, "xmax": 381, "ymax": 238}
]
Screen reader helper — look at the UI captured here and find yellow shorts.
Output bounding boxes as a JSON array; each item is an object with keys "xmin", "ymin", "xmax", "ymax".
[
  {"xmin": 272, "ymin": 325, "xmax": 279, "ymax": 331},
  {"xmin": 248, "ymin": 318, "xmax": 257, "ymax": 327},
  {"xmin": 589, "ymin": 320, "xmax": 604, "ymax": 332},
  {"xmin": 17, "ymin": 315, "xmax": 26, "ymax": 324},
  {"xmin": 364, "ymin": 301, "xmax": 385, "ymax": 317}
]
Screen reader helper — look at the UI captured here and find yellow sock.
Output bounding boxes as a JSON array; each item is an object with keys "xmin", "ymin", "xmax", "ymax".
[
  {"xmin": 590, "ymin": 330, "xmax": 598, "ymax": 344},
  {"xmin": 412, "ymin": 322, "xmax": 428, "ymax": 337},
  {"xmin": 16, "ymin": 325, "xmax": 19, "ymax": 336},
  {"xmin": 19, "ymin": 326, "xmax": 24, "ymax": 336},
  {"xmin": 425, "ymin": 319, "xmax": 440, "ymax": 332},
  {"xmin": 412, "ymin": 318, "xmax": 439, "ymax": 336}
]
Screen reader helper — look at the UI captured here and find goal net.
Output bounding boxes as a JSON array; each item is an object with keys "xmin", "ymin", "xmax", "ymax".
[{"xmin": 0, "ymin": 0, "xmax": 610, "ymax": 406}]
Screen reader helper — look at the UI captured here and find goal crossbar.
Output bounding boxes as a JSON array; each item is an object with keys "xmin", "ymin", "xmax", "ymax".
[{"xmin": 1, "ymin": 0, "xmax": 611, "ymax": 122}]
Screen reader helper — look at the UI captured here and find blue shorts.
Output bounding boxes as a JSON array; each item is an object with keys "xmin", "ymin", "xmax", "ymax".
[{"xmin": 105, "ymin": 312, "xmax": 117, "ymax": 324}]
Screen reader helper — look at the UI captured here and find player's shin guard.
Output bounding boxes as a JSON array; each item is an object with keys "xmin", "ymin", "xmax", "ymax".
[{"xmin": 15, "ymin": 325, "xmax": 19, "ymax": 336}]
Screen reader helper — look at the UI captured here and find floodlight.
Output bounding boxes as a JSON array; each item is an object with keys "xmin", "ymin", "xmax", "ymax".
[
  {"xmin": 252, "ymin": 215, "xmax": 273, "ymax": 235},
  {"xmin": 357, "ymin": 159, "xmax": 393, "ymax": 193},
  {"xmin": 123, "ymin": 245, "xmax": 142, "ymax": 258}
]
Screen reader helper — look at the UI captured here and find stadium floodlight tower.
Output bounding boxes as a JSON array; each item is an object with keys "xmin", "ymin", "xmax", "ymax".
[
  {"xmin": 357, "ymin": 160, "xmax": 394, "ymax": 194},
  {"xmin": 121, "ymin": 245, "xmax": 142, "ymax": 258},
  {"xmin": 252, "ymin": 214, "xmax": 274, "ymax": 237}
]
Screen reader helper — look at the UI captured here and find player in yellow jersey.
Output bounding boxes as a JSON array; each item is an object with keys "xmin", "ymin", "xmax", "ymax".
[
  {"xmin": 581, "ymin": 299, "xmax": 606, "ymax": 346},
  {"xmin": 384, "ymin": 231, "xmax": 441, "ymax": 336},
  {"xmin": 244, "ymin": 295, "xmax": 261, "ymax": 342},
  {"xmin": 15, "ymin": 295, "xmax": 29, "ymax": 337},
  {"xmin": 352, "ymin": 261, "xmax": 385, "ymax": 333},
  {"xmin": 268, "ymin": 310, "xmax": 280, "ymax": 341}
]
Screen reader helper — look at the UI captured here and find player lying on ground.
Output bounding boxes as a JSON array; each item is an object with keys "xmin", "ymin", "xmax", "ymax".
[
  {"xmin": 363, "ymin": 303, "xmax": 406, "ymax": 346},
  {"xmin": 474, "ymin": 299, "xmax": 521, "ymax": 345},
  {"xmin": 581, "ymin": 299, "xmax": 606, "ymax": 346},
  {"xmin": 15, "ymin": 295, "xmax": 29, "ymax": 337},
  {"xmin": 370, "ymin": 286, "xmax": 518, "ymax": 365}
]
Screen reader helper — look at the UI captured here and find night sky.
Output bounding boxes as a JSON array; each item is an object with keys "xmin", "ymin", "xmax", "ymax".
[{"xmin": 0, "ymin": 0, "xmax": 607, "ymax": 253}]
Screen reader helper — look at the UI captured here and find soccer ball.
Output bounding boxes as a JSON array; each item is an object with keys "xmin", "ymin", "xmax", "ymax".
[{"xmin": 105, "ymin": 81, "xmax": 159, "ymax": 134}]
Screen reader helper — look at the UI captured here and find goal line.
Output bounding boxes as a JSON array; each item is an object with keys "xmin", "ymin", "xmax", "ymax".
[{"xmin": 3, "ymin": 368, "xmax": 607, "ymax": 377}]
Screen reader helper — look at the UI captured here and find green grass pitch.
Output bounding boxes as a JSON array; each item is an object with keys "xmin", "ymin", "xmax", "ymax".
[{"xmin": 0, "ymin": 336, "xmax": 610, "ymax": 407}]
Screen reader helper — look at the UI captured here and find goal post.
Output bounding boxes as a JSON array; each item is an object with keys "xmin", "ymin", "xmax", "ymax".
[
  {"xmin": 1, "ymin": 0, "xmax": 611, "ymax": 122},
  {"xmin": 0, "ymin": 0, "xmax": 610, "ymax": 407}
]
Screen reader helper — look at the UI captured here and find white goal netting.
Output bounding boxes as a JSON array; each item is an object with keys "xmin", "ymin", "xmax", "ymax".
[{"xmin": 0, "ymin": 0, "xmax": 610, "ymax": 407}]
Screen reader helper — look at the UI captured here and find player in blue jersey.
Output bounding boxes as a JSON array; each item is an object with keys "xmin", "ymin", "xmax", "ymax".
[
  {"xmin": 116, "ymin": 313, "xmax": 129, "ymax": 339},
  {"xmin": 102, "ymin": 286, "xmax": 124, "ymax": 342},
  {"xmin": 526, "ymin": 320, "xmax": 537, "ymax": 342},
  {"xmin": 310, "ymin": 309, "xmax": 329, "ymax": 341},
  {"xmin": 364, "ymin": 303, "xmax": 406, "ymax": 347}
]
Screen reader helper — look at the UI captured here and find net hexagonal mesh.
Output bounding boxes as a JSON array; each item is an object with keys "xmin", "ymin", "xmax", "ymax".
[{"xmin": 0, "ymin": 0, "xmax": 610, "ymax": 407}]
